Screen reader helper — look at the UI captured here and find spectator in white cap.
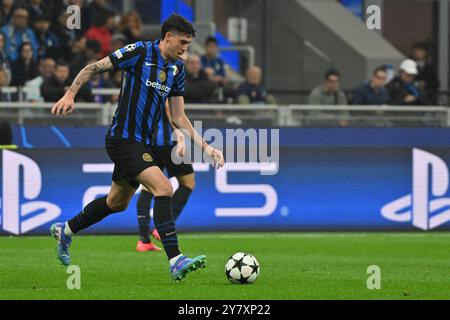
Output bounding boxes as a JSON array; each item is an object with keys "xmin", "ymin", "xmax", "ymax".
[{"xmin": 386, "ymin": 59, "xmax": 430, "ymax": 106}]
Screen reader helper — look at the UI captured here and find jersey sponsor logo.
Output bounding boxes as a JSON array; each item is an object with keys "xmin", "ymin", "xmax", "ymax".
[
  {"xmin": 145, "ymin": 79, "xmax": 171, "ymax": 94},
  {"xmin": 0, "ymin": 150, "xmax": 61, "ymax": 235},
  {"xmin": 381, "ymin": 149, "xmax": 450, "ymax": 230}
]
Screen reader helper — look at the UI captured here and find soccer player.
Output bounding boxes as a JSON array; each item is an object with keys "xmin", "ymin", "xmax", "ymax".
[
  {"xmin": 136, "ymin": 100, "xmax": 196, "ymax": 252},
  {"xmin": 49, "ymin": 14, "xmax": 224, "ymax": 281}
]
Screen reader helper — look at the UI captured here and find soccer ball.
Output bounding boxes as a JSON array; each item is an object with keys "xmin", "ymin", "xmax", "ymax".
[{"xmin": 225, "ymin": 252, "xmax": 260, "ymax": 284}]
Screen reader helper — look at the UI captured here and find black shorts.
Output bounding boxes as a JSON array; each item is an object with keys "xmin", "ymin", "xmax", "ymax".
[
  {"xmin": 105, "ymin": 136, "xmax": 158, "ymax": 189},
  {"xmin": 151, "ymin": 144, "xmax": 194, "ymax": 178}
]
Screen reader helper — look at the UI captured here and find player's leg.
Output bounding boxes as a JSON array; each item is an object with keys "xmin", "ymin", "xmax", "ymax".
[
  {"xmin": 136, "ymin": 166, "xmax": 205, "ymax": 280},
  {"xmin": 50, "ymin": 179, "xmax": 136, "ymax": 265},
  {"xmin": 161, "ymin": 144, "xmax": 195, "ymax": 222},
  {"xmin": 137, "ymin": 184, "xmax": 154, "ymax": 243},
  {"xmin": 136, "ymin": 185, "xmax": 161, "ymax": 251},
  {"xmin": 172, "ymin": 172, "xmax": 195, "ymax": 221}
]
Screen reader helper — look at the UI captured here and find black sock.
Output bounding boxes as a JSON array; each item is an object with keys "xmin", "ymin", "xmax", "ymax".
[
  {"xmin": 153, "ymin": 196, "xmax": 180, "ymax": 260},
  {"xmin": 172, "ymin": 185, "xmax": 192, "ymax": 221},
  {"xmin": 137, "ymin": 190, "xmax": 153, "ymax": 243},
  {"xmin": 68, "ymin": 196, "xmax": 119, "ymax": 234}
]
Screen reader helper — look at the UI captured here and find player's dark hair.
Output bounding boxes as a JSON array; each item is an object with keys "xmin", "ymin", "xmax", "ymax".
[
  {"xmin": 205, "ymin": 36, "xmax": 218, "ymax": 46},
  {"xmin": 324, "ymin": 69, "xmax": 340, "ymax": 80},
  {"xmin": 0, "ymin": 121, "xmax": 13, "ymax": 145},
  {"xmin": 161, "ymin": 14, "xmax": 196, "ymax": 39},
  {"xmin": 373, "ymin": 65, "xmax": 387, "ymax": 76}
]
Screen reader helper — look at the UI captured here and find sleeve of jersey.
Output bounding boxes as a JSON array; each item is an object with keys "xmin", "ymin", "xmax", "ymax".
[
  {"xmin": 108, "ymin": 41, "xmax": 146, "ymax": 71},
  {"xmin": 169, "ymin": 64, "xmax": 186, "ymax": 97}
]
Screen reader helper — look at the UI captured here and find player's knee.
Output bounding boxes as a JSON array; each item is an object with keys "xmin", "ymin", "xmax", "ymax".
[
  {"xmin": 182, "ymin": 179, "xmax": 195, "ymax": 190},
  {"xmin": 179, "ymin": 174, "xmax": 195, "ymax": 190},
  {"xmin": 154, "ymin": 181, "xmax": 173, "ymax": 197},
  {"xmin": 106, "ymin": 197, "xmax": 130, "ymax": 212}
]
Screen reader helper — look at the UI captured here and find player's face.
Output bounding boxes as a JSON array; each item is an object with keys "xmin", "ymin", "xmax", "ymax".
[{"xmin": 167, "ymin": 32, "xmax": 193, "ymax": 60}]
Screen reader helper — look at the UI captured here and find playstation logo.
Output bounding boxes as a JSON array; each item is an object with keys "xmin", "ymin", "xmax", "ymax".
[
  {"xmin": 381, "ymin": 148, "xmax": 450, "ymax": 230},
  {"xmin": 1, "ymin": 150, "xmax": 60, "ymax": 235}
]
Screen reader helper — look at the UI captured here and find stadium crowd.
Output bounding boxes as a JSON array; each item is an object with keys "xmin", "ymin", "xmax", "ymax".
[{"xmin": 0, "ymin": 0, "xmax": 441, "ymax": 107}]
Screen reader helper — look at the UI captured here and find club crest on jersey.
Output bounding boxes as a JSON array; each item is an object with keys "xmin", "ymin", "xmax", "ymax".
[
  {"xmin": 142, "ymin": 153, "xmax": 153, "ymax": 162},
  {"xmin": 159, "ymin": 70, "xmax": 167, "ymax": 82}
]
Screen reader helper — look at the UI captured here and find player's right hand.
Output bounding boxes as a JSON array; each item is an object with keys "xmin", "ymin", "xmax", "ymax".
[{"xmin": 51, "ymin": 92, "xmax": 75, "ymax": 115}]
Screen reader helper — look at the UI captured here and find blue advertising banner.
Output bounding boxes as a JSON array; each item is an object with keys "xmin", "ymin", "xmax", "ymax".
[
  {"xmin": 1, "ymin": 147, "xmax": 450, "ymax": 235},
  {"xmin": 12, "ymin": 126, "xmax": 450, "ymax": 149}
]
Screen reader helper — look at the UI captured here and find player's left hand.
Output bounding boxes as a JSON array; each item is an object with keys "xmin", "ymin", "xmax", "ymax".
[
  {"xmin": 51, "ymin": 92, "xmax": 75, "ymax": 116},
  {"xmin": 205, "ymin": 146, "xmax": 225, "ymax": 169}
]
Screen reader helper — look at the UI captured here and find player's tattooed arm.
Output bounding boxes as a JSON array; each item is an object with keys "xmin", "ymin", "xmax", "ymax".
[
  {"xmin": 51, "ymin": 57, "xmax": 113, "ymax": 115},
  {"xmin": 68, "ymin": 57, "xmax": 114, "ymax": 96}
]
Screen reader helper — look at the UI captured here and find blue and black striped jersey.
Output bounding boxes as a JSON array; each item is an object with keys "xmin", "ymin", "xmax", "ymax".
[
  {"xmin": 155, "ymin": 104, "xmax": 175, "ymax": 147},
  {"xmin": 107, "ymin": 40, "xmax": 185, "ymax": 145}
]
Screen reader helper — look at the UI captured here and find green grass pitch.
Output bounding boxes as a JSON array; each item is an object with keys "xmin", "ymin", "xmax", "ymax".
[{"xmin": 1, "ymin": 232, "xmax": 449, "ymax": 300}]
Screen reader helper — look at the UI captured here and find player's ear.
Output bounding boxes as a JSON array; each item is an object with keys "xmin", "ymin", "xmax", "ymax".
[{"xmin": 165, "ymin": 31, "xmax": 173, "ymax": 41}]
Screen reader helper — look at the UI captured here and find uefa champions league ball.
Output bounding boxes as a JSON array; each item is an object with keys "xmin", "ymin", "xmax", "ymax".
[{"xmin": 225, "ymin": 252, "xmax": 260, "ymax": 284}]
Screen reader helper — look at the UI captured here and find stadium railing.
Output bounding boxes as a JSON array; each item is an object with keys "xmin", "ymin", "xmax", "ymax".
[
  {"xmin": 1, "ymin": 101, "xmax": 448, "ymax": 128},
  {"xmin": 1, "ymin": 87, "xmax": 449, "ymax": 127}
]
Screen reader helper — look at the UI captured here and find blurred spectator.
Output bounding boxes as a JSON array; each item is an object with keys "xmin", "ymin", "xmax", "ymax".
[
  {"xmin": 119, "ymin": 11, "xmax": 142, "ymax": 44},
  {"xmin": 41, "ymin": 60, "xmax": 91, "ymax": 102},
  {"xmin": 1, "ymin": 7, "xmax": 39, "ymax": 62},
  {"xmin": 111, "ymin": 70, "xmax": 122, "ymax": 87},
  {"xmin": 24, "ymin": 57, "xmax": 55, "ymax": 102},
  {"xmin": 0, "ymin": 32, "xmax": 11, "ymax": 77},
  {"xmin": 352, "ymin": 66, "xmax": 389, "ymax": 105},
  {"xmin": 111, "ymin": 33, "xmax": 126, "ymax": 52},
  {"xmin": 184, "ymin": 53, "xmax": 218, "ymax": 104},
  {"xmin": 386, "ymin": 59, "xmax": 430, "ymax": 106},
  {"xmin": 24, "ymin": 0, "xmax": 50, "ymax": 26},
  {"xmin": 33, "ymin": 14, "xmax": 62, "ymax": 60},
  {"xmin": 81, "ymin": 0, "xmax": 111, "ymax": 33},
  {"xmin": 412, "ymin": 42, "xmax": 440, "ymax": 105},
  {"xmin": 10, "ymin": 42, "xmax": 39, "ymax": 86},
  {"xmin": 308, "ymin": 69, "xmax": 347, "ymax": 105},
  {"xmin": 85, "ymin": 10, "xmax": 116, "ymax": 58},
  {"xmin": 70, "ymin": 39, "xmax": 101, "ymax": 81},
  {"xmin": 0, "ymin": 67, "xmax": 12, "ymax": 101},
  {"xmin": 0, "ymin": 0, "xmax": 16, "ymax": 27},
  {"xmin": 201, "ymin": 36, "xmax": 227, "ymax": 86},
  {"xmin": 86, "ymin": 57, "xmax": 115, "ymax": 103},
  {"xmin": 0, "ymin": 120, "xmax": 17, "ymax": 148},
  {"xmin": 236, "ymin": 65, "xmax": 276, "ymax": 104},
  {"xmin": 51, "ymin": 9, "xmax": 77, "ymax": 61}
]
